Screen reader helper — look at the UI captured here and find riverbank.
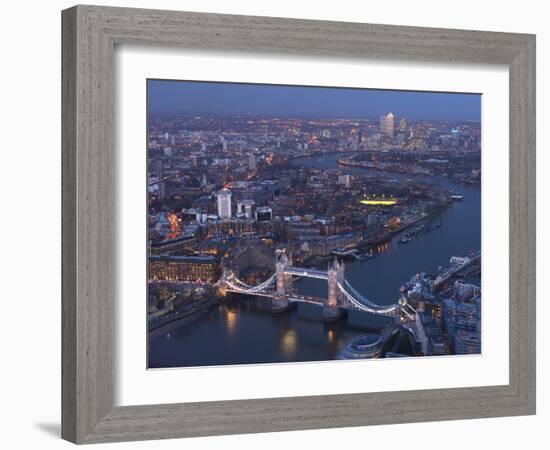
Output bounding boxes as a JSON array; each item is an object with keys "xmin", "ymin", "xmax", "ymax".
[
  {"xmin": 357, "ymin": 204, "xmax": 449, "ymax": 250},
  {"xmin": 338, "ymin": 154, "xmax": 480, "ymax": 187},
  {"xmin": 297, "ymin": 204, "xmax": 449, "ymax": 270},
  {"xmin": 148, "ymin": 296, "xmax": 223, "ymax": 335},
  {"xmin": 290, "ymin": 149, "xmax": 361, "ymax": 161}
]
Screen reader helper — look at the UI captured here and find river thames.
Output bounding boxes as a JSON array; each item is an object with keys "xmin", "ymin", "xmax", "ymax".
[{"xmin": 148, "ymin": 153, "xmax": 481, "ymax": 368}]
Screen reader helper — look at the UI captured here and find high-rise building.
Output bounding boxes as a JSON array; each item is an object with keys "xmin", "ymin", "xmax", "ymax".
[
  {"xmin": 248, "ymin": 153, "xmax": 257, "ymax": 171},
  {"xmin": 399, "ymin": 117, "xmax": 407, "ymax": 132},
  {"xmin": 338, "ymin": 174, "xmax": 351, "ymax": 188},
  {"xmin": 441, "ymin": 293, "xmax": 481, "ymax": 354},
  {"xmin": 396, "ymin": 133, "xmax": 406, "ymax": 146},
  {"xmin": 237, "ymin": 199, "xmax": 255, "ymax": 219},
  {"xmin": 163, "ymin": 146, "xmax": 173, "ymax": 157},
  {"xmin": 155, "ymin": 159, "xmax": 164, "ymax": 179},
  {"xmin": 380, "ymin": 112, "xmax": 394, "ymax": 137},
  {"xmin": 216, "ymin": 189, "xmax": 232, "ymax": 219},
  {"xmin": 255, "ymin": 206, "xmax": 272, "ymax": 222},
  {"xmin": 157, "ymin": 182, "xmax": 166, "ymax": 202},
  {"xmin": 454, "ymin": 330, "xmax": 481, "ymax": 354},
  {"xmin": 221, "ymin": 139, "xmax": 228, "ymax": 152}
]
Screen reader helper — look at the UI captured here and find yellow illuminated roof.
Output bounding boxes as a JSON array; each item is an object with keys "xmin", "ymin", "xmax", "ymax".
[{"xmin": 359, "ymin": 198, "xmax": 397, "ymax": 206}]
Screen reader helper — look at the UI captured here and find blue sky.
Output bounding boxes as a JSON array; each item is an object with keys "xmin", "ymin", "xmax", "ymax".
[{"xmin": 147, "ymin": 79, "xmax": 481, "ymax": 121}]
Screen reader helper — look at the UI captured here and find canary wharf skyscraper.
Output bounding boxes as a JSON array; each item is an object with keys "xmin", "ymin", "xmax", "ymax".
[{"xmin": 380, "ymin": 112, "xmax": 395, "ymax": 137}]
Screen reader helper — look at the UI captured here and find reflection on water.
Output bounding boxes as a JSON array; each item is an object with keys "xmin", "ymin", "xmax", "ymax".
[
  {"xmin": 376, "ymin": 242, "xmax": 390, "ymax": 254},
  {"xmin": 281, "ymin": 329, "xmax": 297, "ymax": 359},
  {"xmin": 149, "ymin": 154, "xmax": 480, "ymax": 368},
  {"xmin": 224, "ymin": 306, "xmax": 237, "ymax": 336},
  {"xmin": 149, "ymin": 298, "xmax": 388, "ymax": 368}
]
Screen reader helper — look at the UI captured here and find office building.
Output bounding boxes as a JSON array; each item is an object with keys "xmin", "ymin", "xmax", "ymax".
[
  {"xmin": 338, "ymin": 174, "xmax": 351, "ymax": 188},
  {"xmin": 157, "ymin": 182, "xmax": 166, "ymax": 201},
  {"xmin": 255, "ymin": 206, "xmax": 272, "ymax": 222},
  {"xmin": 442, "ymin": 296, "xmax": 481, "ymax": 354},
  {"xmin": 248, "ymin": 153, "xmax": 257, "ymax": 171},
  {"xmin": 155, "ymin": 159, "xmax": 164, "ymax": 179},
  {"xmin": 380, "ymin": 112, "xmax": 395, "ymax": 137},
  {"xmin": 237, "ymin": 199, "xmax": 255, "ymax": 219},
  {"xmin": 454, "ymin": 330, "xmax": 481, "ymax": 354},
  {"xmin": 148, "ymin": 255, "xmax": 220, "ymax": 283},
  {"xmin": 217, "ymin": 189, "xmax": 232, "ymax": 219}
]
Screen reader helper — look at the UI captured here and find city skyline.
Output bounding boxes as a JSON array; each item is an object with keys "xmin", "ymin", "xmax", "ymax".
[
  {"xmin": 147, "ymin": 79, "xmax": 482, "ymax": 121},
  {"xmin": 147, "ymin": 80, "xmax": 481, "ymax": 368}
]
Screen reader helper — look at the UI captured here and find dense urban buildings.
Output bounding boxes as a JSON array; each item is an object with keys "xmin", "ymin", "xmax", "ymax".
[
  {"xmin": 147, "ymin": 80, "xmax": 482, "ymax": 368},
  {"xmin": 149, "ymin": 255, "xmax": 221, "ymax": 283}
]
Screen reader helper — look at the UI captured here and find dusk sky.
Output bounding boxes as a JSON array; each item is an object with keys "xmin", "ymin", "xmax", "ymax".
[{"xmin": 147, "ymin": 79, "xmax": 481, "ymax": 121}]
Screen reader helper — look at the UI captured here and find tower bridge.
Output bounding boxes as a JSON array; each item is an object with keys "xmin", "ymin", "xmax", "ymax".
[{"xmin": 219, "ymin": 249, "xmax": 415, "ymax": 323}]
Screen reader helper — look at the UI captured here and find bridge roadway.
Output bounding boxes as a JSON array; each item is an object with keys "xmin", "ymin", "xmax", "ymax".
[
  {"xmin": 287, "ymin": 295, "xmax": 326, "ymax": 307},
  {"xmin": 224, "ymin": 285, "xmax": 395, "ymax": 314},
  {"xmin": 283, "ymin": 267, "xmax": 328, "ymax": 280},
  {"xmin": 223, "ymin": 287, "xmax": 329, "ymax": 307}
]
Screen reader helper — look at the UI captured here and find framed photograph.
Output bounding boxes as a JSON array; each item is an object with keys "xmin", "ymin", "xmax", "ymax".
[{"xmin": 62, "ymin": 5, "xmax": 536, "ymax": 444}]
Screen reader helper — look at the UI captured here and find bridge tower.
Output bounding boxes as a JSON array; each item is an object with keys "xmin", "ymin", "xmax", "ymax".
[
  {"xmin": 324, "ymin": 258, "xmax": 346, "ymax": 321},
  {"xmin": 221, "ymin": 265, "xmax": 230, "ymax": 280},
  {"xmin": 273, "ymin": 249, "xmax": 292, "ymax": 311},
  {"xmin": 396, "ymin": 294, "xmax": 407, "ymax": 325}
]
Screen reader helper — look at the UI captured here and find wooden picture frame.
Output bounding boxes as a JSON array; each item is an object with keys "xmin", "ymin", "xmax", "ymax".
[{"xmin": 62, "ymin": 5, "xmax": 536, "ymax": 444}]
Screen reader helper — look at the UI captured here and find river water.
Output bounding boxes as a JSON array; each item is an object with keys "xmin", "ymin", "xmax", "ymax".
[{"xmin": 148, "ymin": 153, "xmax": 481, "ymax": 368}]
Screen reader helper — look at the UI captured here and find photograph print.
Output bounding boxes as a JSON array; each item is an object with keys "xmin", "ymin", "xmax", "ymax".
[{"xmin": 146, "ymin": 80, "xmax": 481, "ymax": 369}]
